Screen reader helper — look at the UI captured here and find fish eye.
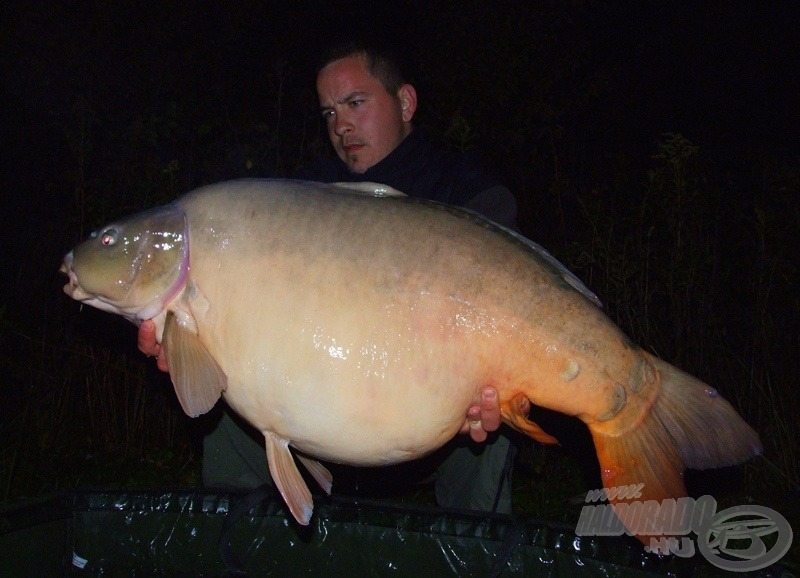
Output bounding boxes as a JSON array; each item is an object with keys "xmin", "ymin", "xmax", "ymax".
[{"xmin": 100, "ymin": 228, "xmax": 118, "ymax": 246}]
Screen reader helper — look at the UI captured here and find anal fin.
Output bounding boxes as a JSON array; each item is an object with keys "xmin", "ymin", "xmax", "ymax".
[
  {"xmin": 163, "ymin": 311, "xmax": 226, "ymax": 417},
  {"xmin": 501, "ymin": 394, "xmax": 560, "ymax": 445},
  {"xmin": 265, "ymin": 432, "xmax": 314, "ymax": 525},
  {"xmin": 297, "ymin": 454, "xmax": 333, "ymax": 495}
]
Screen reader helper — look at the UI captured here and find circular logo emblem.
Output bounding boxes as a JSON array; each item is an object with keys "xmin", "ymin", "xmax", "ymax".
[{"xmin": 696, "ymin": 505, "xmax": 793, "ymax": 571}]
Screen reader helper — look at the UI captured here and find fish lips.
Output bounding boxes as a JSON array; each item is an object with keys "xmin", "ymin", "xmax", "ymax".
[{"xmin": 60, "ymin": 252, "xmax": 90, "ymax": 300}]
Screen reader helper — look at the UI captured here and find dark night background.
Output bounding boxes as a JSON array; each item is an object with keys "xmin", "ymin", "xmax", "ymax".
[{"xmin": 1, "ymin": 0, "xmax": 798, "ymax": 560}]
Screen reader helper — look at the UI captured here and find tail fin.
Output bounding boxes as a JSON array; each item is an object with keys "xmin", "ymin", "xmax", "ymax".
[
  {"xmin": 589, "ymin": 352, "xmax": 762, "ymax": 543},
  {"xmin": 645, "ymin": 354, "xmax": 762, "ymax": 468}
]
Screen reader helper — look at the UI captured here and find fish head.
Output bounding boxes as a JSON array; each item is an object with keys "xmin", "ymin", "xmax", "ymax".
[{"xmin": 61, "ymin": 203, "xmax": 189, "ymax": 323}]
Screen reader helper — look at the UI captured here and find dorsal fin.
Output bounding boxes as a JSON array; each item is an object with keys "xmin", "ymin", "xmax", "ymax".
[
  {"xmin": 330, "ymin": 182, "xmax": 406, "ymax": 197},
  {"xmin": 405, "ymin": 198, "xmax": 603, "ymax": 308},
  {"xmin": 330, "ymin": 183, "xmax": 601, "ymax": 306}
]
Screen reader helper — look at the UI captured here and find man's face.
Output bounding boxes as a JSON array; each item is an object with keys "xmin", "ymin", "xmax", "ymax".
[{"xmin": 317, "ymin": 55, "xmax": 414, "ymax": 173}]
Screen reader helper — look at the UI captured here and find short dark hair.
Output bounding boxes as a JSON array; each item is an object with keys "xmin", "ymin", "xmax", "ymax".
[{"xmin": 317, "ymin": 41, "xmax": 407, "ymax": 97}]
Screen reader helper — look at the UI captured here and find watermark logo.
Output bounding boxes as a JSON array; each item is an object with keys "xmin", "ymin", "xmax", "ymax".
[
  {"xmin": 575, "ymin": 488, "xmax": 793, "ymax": 571},
  {"xmin": 696, "ymin": 504, "xmax": 793, "ymax": 572}
]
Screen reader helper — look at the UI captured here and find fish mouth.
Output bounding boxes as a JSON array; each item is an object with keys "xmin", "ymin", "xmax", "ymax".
[{"xmin": 60, "ymin": 252, "xmax": 90, "ymax": 300}]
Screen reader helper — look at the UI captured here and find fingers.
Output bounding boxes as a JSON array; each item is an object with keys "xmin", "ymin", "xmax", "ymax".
[
  {"xmin": 479, "ymin": 387, "xmax": 501, "ymax": 432},
  {"xmin": 137, "ymin": 320, "xmax": 159, "ymax": 355},
  {"xmin": 156, "ymin": 348, "xmax": 169, "ymax": 373},
  {"xmin": 460, "ymin": 386, "xmax": 502, "ymax": 442},
  {"xmin": 138, "ymin": 319, "xmax": 169, "ymax": 373},
  {"xmin": 517, "ymin": 395, "xmax": 531, "ymax": 417},
  {"xmin": 466, "ymin": 405, "xmax": 488, "ymax": 443}
]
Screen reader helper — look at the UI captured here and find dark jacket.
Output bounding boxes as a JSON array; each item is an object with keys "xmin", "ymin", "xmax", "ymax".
[{"xmin": 294, "ymin": 130, "xmax": 517, "ymax": 228}]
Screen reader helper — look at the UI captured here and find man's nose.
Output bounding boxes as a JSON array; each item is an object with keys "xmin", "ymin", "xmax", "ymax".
[{"xmin": 334, "ymin": 114, "xmax": 353, "ymax": 136}]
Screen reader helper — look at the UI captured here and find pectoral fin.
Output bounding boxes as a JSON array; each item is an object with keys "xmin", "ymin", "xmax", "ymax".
[
  {"xmin": 501, "ymin": 393, "xmax": 560, "ymax": 445},
  {"xmin": 265, "ymin": 432, "xmax": 314, "ymax": 525},
  {"xmin": 163, "ymin": 311, "xmax": 226, "ymax": 418},
  {"xmin": 297, "ymin": 454, "xmax": 333, "ymax": 494}
]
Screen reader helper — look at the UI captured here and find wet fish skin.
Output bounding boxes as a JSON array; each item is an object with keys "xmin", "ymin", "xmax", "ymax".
[{"xmin": 61, "ymin": 179, "xmax": 762, "ymax": 543}]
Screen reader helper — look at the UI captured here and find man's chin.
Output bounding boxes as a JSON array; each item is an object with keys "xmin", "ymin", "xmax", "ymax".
[{"xmin": 346, "ymin": 158, "xmax": 369, "ymax": 174}]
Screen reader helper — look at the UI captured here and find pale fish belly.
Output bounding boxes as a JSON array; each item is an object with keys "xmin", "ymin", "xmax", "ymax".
[{"xmin": 189, "ymin": 248, "xmax": 493, "ymax": 466}]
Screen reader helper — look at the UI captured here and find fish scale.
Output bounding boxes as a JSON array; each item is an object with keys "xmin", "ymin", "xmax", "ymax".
[{"xmin": 61, "ymin": 178, "xmax": 761, "ymax": 544}]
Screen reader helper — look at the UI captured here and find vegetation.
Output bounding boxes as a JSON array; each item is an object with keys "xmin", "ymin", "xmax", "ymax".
[{"xmin": 3, "ymin": 1, "xmax": 797, "ymax": 568}]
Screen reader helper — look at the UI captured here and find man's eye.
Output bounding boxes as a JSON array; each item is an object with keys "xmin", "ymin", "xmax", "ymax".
[
  {"xmin": 321, "ymin": 110, "xmax": 334, "ymax": 119},
  {"xmin": 349, "ymin": 100, "xmax": 363, "ymax": 108}
]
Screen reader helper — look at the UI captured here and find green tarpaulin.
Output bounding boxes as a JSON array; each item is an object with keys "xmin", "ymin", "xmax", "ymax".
[{"xmin": 0, "ymin": 489, "xmax": 792, "ymax": 576}]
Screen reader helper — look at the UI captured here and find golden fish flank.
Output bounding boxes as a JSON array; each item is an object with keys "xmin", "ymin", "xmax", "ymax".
[{"xmin": 61, "ymin": 178, "xmax": 761, "ymax": 544}]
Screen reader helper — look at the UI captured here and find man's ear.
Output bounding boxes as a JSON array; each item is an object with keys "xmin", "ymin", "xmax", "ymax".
[{"xmin": 398, "ymin": 84, "xmax": 417, "ymax": 122}]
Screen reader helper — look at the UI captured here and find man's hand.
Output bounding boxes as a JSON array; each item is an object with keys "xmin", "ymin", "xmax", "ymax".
[
  {"xmin": 137, "ymin": 319, "xmax": 169, "ymax": 372},
  {"xmin": 460, "ymin": 387, "xmax": 501, "ymax": 442}
]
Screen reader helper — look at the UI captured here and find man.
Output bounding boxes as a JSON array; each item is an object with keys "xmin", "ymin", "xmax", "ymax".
[{"xmin": 138, "ymin": 42, "xmax": 516, "ymax": 513}]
